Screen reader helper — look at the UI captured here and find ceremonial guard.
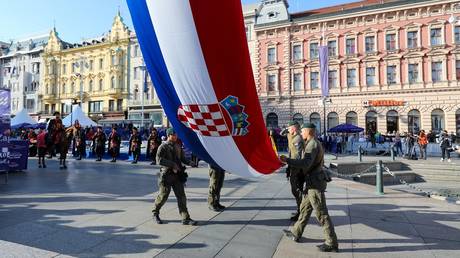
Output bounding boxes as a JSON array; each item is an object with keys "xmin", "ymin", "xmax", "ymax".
[
  {"xmin": 152, "ymin": 128, "xmax": 197, "ymax": 225},
  {"xmin": 146, "ymin": 128, "xmax": 161, "ymax": 165},
  {"xmin": 281, "ymin": 123, "xmax": 338, "ymax": 252},
  {"xmin": 73, "ymin": 120, "xmax": 86, "ymax": 160},
  {"xmin": 281, "ymin": 121, "xmax": 305, "ymax": 221},
  {"xmin": 208, "ymin": 165, "xmax": 226, "ymax": 212},
  {"xmin": 129, "ymin": 127, "xmax": 142, "ymax": 164},
  {"xmin": 46, "ymin": 111, "xmax": 63, "ymax": 158},
  {"xmin": 92, "ymin": 126, "xmax": 106, "ymax": 161},
  {"xmin": 108, "ymin": 125, "xmax": 121, "ymax": 162}
]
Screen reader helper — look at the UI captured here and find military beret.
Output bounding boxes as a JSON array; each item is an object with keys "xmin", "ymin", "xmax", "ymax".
[
  {"xmin": 288, "ymin": 121, "xmax": 299, "ymax": 127},
  {"xmin": 166, "ymin": 128, "xmax": 176, "ymax": 136},
  {"xmin": 302, "ymin": 123, "xmax": 316, "ymax": 129}
]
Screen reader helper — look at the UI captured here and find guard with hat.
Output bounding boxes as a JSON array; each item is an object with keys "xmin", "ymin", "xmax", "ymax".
[
  {"xmin": 92, "ymin": 126, "xmax": 106, "ymax": 161},
  {"xmin": 108, "ymin": 125, "xmax": 121, "ymax": 162},
  {"xmin": 129, "ymin": 127, "xmax": 142, "ymax": 164}
]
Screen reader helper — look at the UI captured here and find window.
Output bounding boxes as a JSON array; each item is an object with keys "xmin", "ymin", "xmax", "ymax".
[
  {"xmin": 99, "ymin": 58, "xmax": 104, "ymax": 69},
  {"xmin": 328, "ymin": 70, "xmax": 337, "ymax": 88},
  {"xmin": 327, "ymin": 112, "xmax": 339, "ymax": 130},
  {"xmin": 432, "ymin": 61, "xmax": 442, "ymax": 83},
  {"xmin": 456, "ymin": 109, "xmax": 460, "ymax": 136},
  {"xmin": 268, "ymin": 74, "xmax": 276, "ymax": 91},
  {"xmin": 134, "ymin": 67, "xmax": 138, "ymax": 79},
  {"xmin": 292, "ymin": 44, "xmax": 302, "ymax": 61},
  {"xmin": 71, "ymin": 82, "xmax": 75, "ymax": 93},
  {"xmin": 408, "ymin": 63, "xmax": 419, "ymax": 84},
  {"xmin": 310, "ymin": 71, "xmax": 319, "ymax": 89},
  {"xmin": 346, "ymin": 111, "xmax": 358, "ymax": 125},
  {"xmin": 267, "ymin": 47, "xmax": 276, "ymax": 64},
  {"xmin": 89, "ymin": 60, "xmax": 93, "ymax": 71},
  {"xmin": 386, "ymin": 110, "xmax": 399, "ymax": 133},
  {"xmin": 293, "ymin": 73, "xmax": 302, "ymax": 91},
  {"xmin": 455, "ymin": 26, "xmax": 460, "ymax": 44},
  {"xmin": 365, "ymin": 36, "xmax": 375, "ymax": 53},
  {"xmin": 89, "ymin": 101, "xmax": 103, "ymax": 113},
  {"xmin": 347, "ymin": 68, "xmax": 356, "ymax": 87},
  {"xmin": 111, "ymin": 55, "xmax": 116, "ymax": 65},
  {"xmin": 431, "ymin": 109, "xmax": 445, "ymax": 133},
  {"xmin": 111, "ymin": 76, "xmax": 116, "ymax": 89},
  {"xmin": 62, "ymin": 64, "xmax": 66, "ymax": 74},
  {"xmin": 310, "ymin": 42, "xmax": 319, "ymax": 59},
  {"xmin": 99, "ymin": 79, "xmax": 103, "ymax": 91},
  {"xmin": 366, "ymin": 111, "xmax": 378, "ymax": 134},
  {"xmin": 134, "ymin": 45, "xmax": 140, "ymax": 57},
  {"xmin": 89, "ymin": 80, "xmax": 93, "ymax": 92},
  {"xmin": 109, "ymin": 100, "xmax": 115, "ymax": 111},
  {"xmin": 266, "ymin": 113, "xmax": 278, "ymax": 129},
  {"xmin": 327, "ymin": 40, "xmax": 336, "ymax": 57},
  {"xmin": 386, "ymin": 33, "xmax": 396, "ymax": 51},
  {"xmin": 346, "ymin": 38, "xmax": 355, "ymax": 55},
  {"xmin": 310, "ymin": 113, "xmax": 321, "ymax": 133},
  {"xmin": 117, "ymin": 99, "xmax": 123, "ymax": 111},
  {"xmin": 408, "ymin": 109, "xmax": 420, "ymax": 134},
  {"xmin": 293, "ymin": 113, "xmax": 304, "ymax": 125},
  {"xmin": 407, "ymin": 31, "xmax": 418, "ymax": 49},
  {"xmin": 387, "ymin": 65, "xmax": 397, "ymax": 85},
  {"xmin": 45, "ymin": 104, "xmax": 49, "ymax": 114},
  {"xmin": 430, "ymin": 28, "xmax": 442, "ymax": 46},
  {"xmin": 62, "ymin": 84, "xmax": 66, "ymax": 94},
  {"xmin": 71, "ymin": 63, "xmax": 75, "ymax": 73},
  {"xmin": 366, "ymin": 67, "xmax": 376, "ymax": 86},
  {"xmin": 456, "ymin": 61, "xmax": 460, "ymax": 80}
]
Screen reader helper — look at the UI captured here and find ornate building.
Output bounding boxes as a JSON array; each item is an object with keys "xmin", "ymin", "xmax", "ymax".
[
  {"xmin": 254, "ymin": 0, "xmax": 460, "ymax": 135},
  {"xmin": 41, "ymin": 12, "xmax": 130, "ymax": 121}
]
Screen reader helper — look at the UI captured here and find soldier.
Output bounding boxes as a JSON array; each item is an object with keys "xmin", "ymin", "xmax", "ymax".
[
  {"xmin": 208, "ymin": 165, "xmax": 226, "ymax": 212},
  {"xmin": 152, "ymin": 128, "xmax": 197, "ymax": 225},
  {"xmin": 92, "ymin": 126, "xmax": 106, "ymax": 161},
  {"xmin": 280, "ymin": 121, "xmax": 304, "ymax": 221},
  {"xmin": 146, "ymin": 128, "xmax": 161, "ymax": 165},
  {"xmin": 129, "ymin": 127, "xmax": 142, "ymax": 164},
  {"xmin": 280, "ymin": 123, "xmax": 338, "ymax": 253},
  {"xmin": 73, "ymin": 120, "xmax": 86, "ymax": 160},
  {"xmin": 46, "ymin": 111, "xmax": 62, "ymax": 158},
  {"xmin": 108, "ymin": 125, "xmax": 121, "ymax": 162}
]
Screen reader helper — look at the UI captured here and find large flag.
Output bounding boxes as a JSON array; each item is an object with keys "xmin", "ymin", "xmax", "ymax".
[
  {"xmin": 127, "ymin": 0, "xmax": 282, "ymax": 177},
  {"xmin": 319, "ymin": 46, "xmax": 329, "ymax": 97}
]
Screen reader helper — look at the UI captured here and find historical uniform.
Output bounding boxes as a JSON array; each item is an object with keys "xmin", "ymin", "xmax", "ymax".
[
  {"xmin": 108, "ymin": 127, "xmax": 121, "ymax": 162},
  {"xmin": 146, "ymin": 129, "xmax": 161, "ymax": 165},
  {"xmin": 152, "ymin": 128, "xmax": 196, "ymax": 225},
  {"xmin": 129, "ymin": 128, "xmax": 142, "ymax": 164},
  {"xmin": 73, "ymin": 124, "xmax": 86, "ymax": 160},
  {"xmin": 92, "ymin": 128, "xmax": 106, "ymax": 161},
  {"xmin": 281, "ymin": 121, "xmax": 304, "ymax": 220},
  {"xmin": 46, "ymin": 112, "xmax": 63, "ymax": 158},
  {"xmin": 284, "ymin": 123, "xmax": 338, "ymax": 252},
  {"xmin": 208, "ymin": 165, "xmax": 226, "ymax": 211}
]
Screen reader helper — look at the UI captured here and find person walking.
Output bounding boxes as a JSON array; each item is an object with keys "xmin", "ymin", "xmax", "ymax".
[
  {"xmin": 418, "ymin": 130, "xmax": 428, "ymax": 160},
  {"xmin": 129, "ymin": 127, "xmax": 142, "ymax": 164},
  {"xmin": 394, "ymin": 132, "xmax": 403, "ymax": 157},
  {"xmin": 208, "ymin": 165, "xmax": 226, "ymax": 212},
  {"xmin": 92, "ymin": 126, "xmax": 106, "ymax": 162},
  {"xmin": 439, "ymin": 130, "xmax": 452, "ymax": 162},
  {"xmin": 280, "ymin": 121, "xmax": 305, "ymax": 221},
  {"xmin": 46, "ymin": 111, "xmax": 62, "ymax": 158},
  {"xmin": 280, "ymin": 123, "xmax": 338, "ymax": 252},
  {"xmin": 37, "ymin": 128, "xmax": 47, "ymax": 168},
  {"xmin": 152, "ymin": 128, "xmax": 197, "ymax": 225},
  {"xmin": 73, "ymin": 121, "xmax": 86, "ymax": 160},
  {"xmin": 108, "ymin": 125, "xmax": 121, "ymax": 162},
  {"xmin": 146, "ymin": 128, "xmax": 161, "ymax": 165}
]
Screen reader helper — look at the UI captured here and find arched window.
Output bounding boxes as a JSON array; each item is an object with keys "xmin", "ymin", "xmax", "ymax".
[
  {"xmin": 346, "ymin": 111, "xmax": 358, "ymax": 125},
  {"xmin": 89, "ymin": 80, "xmax": 93, "ymax": 92},
  {"xmin": 266, "ymin": 113, "xmax": 278, "ymax": 129},
  {"xmin": 431, "ymin": 109, "xmax": 445, "ymax": 133},
  {"xmin": 386, "ymin": 110, "xmax": 399, "ymax": 133},
  {"xmin": 327, "ymin": 112, "xmax": 339, "ymax": 130},
  {"xmin": 365, "ymin": 111, "xmax": 378, "ymax": 134},
  {"xmin": 310, "ymin": 112, "xmax": 321, "ymax": 133},
  {"xmin": 111, "ymin": 76, "xmax": 115, "ymax": 89},
  {"xmin": 99, "ymin": 79, "xmax": 103, "ymax": 91},
  {"xmin": 456, "ymin": 109, "xmax": 460, "ymax": 136},
  {"xmin": 408, "ymin": 109, "xmax": 421, "ymax": 134},
  {"xmin": 292, "ymin": 113, "xmax": 304, "ymax": 125}
]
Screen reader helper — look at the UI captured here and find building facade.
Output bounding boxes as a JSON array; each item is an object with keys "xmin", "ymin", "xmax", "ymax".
[
  {"xmin": 41, "ymin": 13, "xmax": 130, "ymax": 121},
  {"xmin": 0, "ymin": 36, "xmax": 48, "ymax": 117},
  {"xmin": 254, "ymin": 0, "xmax": 460, "ymax": 135}
]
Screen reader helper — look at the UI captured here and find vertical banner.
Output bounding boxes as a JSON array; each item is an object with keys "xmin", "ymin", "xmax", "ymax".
[
  {"xmin": 319, "ymin": 46, "xmax": 329, "ymax": 98},
  {"xmin": 0, "ymin": 89, "xmax": 11, "ymax": 171}
]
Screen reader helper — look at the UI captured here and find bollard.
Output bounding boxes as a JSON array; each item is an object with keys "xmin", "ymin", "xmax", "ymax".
[
  {"xmin": 390, "ymin": 146, "xmax": 395, "ymax": 161},
  {"xmin": 358, "ymin": 145, "xmax": 363, "ymax": 162},
  {"xmin": 376, "ymin": 160, "xmax": 384, "ymax": 195}
]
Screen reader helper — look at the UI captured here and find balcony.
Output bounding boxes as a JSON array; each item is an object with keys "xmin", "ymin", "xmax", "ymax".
[
  {"xmin": 106, "ymin": 88, "xmax": 128, "ymax": 98},
  {"xmin": 128, "ymin": 99, "xmax": 159, "ymax": 106},
  {"xmin": 42, "ymin": 93, "xmax": 57, "ymax": 101}
]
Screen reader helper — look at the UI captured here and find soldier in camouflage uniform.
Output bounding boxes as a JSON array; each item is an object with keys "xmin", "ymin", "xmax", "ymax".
[
  {"xmin": 208, "ymin": 165, "xmax": 226, "ymax": 212},
  {"xmin": 281, "ymin": 123, "xmax": 339, "ymax": 253},
  {"xmin": 281, "ymin": 121, "xmax": 305, "ymax": 221},
  {"xmin": 152, "ymin": 128, "xmax": 197, "ymax": 226}
]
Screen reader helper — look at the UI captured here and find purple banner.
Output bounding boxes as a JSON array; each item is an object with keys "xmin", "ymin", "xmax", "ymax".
[
  {"xmin": 319, "ymin": 46, "xmax": 329, "ymax": 97},
  {"xmin": 8, "ymin": 140, "xmax": 29, "ymax": 171},
  {"xmin": 0, "ymin": 141, "xmax": 8, "ymax": 171}
]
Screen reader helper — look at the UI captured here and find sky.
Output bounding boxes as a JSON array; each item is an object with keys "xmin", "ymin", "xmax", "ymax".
[{"xmin": 0, "ymin": 0, "xmax": 356, "ymax": 43}]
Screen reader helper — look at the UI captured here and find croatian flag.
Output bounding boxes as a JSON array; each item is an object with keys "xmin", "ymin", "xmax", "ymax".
[{"xmin": 127, "ymin": 0, "xmax": 282, "ymax": 177}]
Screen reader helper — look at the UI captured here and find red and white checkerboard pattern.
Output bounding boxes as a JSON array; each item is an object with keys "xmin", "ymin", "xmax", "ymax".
[{"xmin": 177, "ymin": 104, "xmax": 231, "ymax": 137}]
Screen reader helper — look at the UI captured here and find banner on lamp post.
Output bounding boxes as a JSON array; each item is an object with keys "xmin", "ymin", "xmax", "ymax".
[{"xmin": 319, "ymin": 46, "xmax": 329, "ymax": 98}]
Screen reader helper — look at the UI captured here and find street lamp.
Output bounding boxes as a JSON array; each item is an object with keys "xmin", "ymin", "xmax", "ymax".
[
  {"xmin": 136, "ymin": 64, "xmax": 147, "ymax": 130},
  {"xmin": 74, "ymin": 56, "xmax": 88, "ymax": 108}
]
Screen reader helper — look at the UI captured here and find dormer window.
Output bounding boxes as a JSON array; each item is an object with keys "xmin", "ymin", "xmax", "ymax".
[{"xmin": 268, "ymin": 12, "xmax": 277, "ymax": 19}]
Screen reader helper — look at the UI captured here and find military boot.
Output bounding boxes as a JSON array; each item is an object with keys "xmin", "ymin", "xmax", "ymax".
[
  {"xmin": 317, "ymin": 244, "xmax": 339, "ymax": 253},
  {"xmin": 153, "ymin": 213, "xmax": 163, "ymax": 224},
  {"xmin": 182, "ymin": 218, "xmax": 198, "ymax": 226}
]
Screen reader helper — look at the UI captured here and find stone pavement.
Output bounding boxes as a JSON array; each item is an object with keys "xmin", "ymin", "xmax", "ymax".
[{"xmin": 1, "ymin": 158, "xmax": 460, "ymax": 257}]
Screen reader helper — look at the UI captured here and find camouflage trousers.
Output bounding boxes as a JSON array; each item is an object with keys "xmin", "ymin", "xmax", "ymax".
[
  {"xmin": 291, "ymin": 189, "xmax": 338, "ymax": 247},
  {"xmin": 208, "ymin": 167, "xmax": 225, "ymax": 206},
  {"xmin": 152, "ymin": 174, "xmax": 190, "ymax": 220},
  {"xmin": 289, "ymin": 168, "xmax": 305, "ymax": 213}
]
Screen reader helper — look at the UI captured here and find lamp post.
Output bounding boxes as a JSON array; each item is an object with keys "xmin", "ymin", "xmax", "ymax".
[
  {"xmin": 74, "ymin": 56, "xmax": 88, "ymax": 109},
  {"xmin": 137, "ymin": 65, "xmax": 147, "ymax": 130}
]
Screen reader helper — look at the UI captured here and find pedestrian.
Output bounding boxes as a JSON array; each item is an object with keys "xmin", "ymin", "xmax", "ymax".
[
  {"xmin": 108, "ymin": 125, "xmax": 121, "ymax": 162},
  {"xmin": 152, "ymin": 128, "xmax": 197, "ymax": 225},
  {"xmin": 46, "ymin": 111, "xmax": 62, "ymax": 158},
  {"xmin": 129, "ymin": 127, "xmax": 142, "ymax": 164},
  {"xmin": 208, "ymin": 165, "xmax": 226, "ymax": 212},
  {"xmin": 37, "ymin": 128, "xmax": 47, "ymax": 168},
  {"xmin": 439, "ymin": 130, "xmax": 452, "ymax": 162},
  {"xmin": 418, "ymin": 130, "xmax": 428, "ymax": 160},
  {"xmin": 394, "ymin": 132, "xmax": 403, "ymax": 156},
  {"xmin": 280, "ymin": 123, "xmax": 338, "ymax": 252},
  {"xmin": 73, "ymin": 120, "xmax": 86, "ymax": 160},
  {"xmin": 28, "ymin": 128, "xmax": 38, "ymax": 157},
  {"xmin": 146, "ymin": 128, "xmax": 161, "ymax": 165},
  {"xmin": 92, "ymin": 126, "xmax": 106, "ymax": 161},
  {"xmin": 280, "ymin": 121, "xmax": 304, "ymax": 221}
]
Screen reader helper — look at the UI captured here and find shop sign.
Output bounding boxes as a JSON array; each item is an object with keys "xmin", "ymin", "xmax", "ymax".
[{"xmin": 363, "ymin": 100, "xmax": 406, "ymax": 107}]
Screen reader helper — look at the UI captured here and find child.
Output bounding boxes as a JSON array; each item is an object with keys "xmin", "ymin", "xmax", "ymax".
[{"xmin": 37, "ymin": 128, "xmax": 47, "ymax": 168}]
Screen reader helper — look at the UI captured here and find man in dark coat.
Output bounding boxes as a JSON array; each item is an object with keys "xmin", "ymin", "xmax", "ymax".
[
  {"xmin": 129, "ymin": 127, "xmax": 142, "ymax": 164},
  {"xmin": 73, "ymin": 120, "xmax": 86, "ymax": 160},
  {"xmin": 46, "ymin": 111, "xmax": 62, "ymax": 158},
  {"xmin": 108, "ymin": 125, "xmax": 121, "ymax": 162},
  {"xmin": 147, "ymin": 128, "xmax": 161, "ymax": 165},
  {"xmin": 92, "ymin": 126, "xmax": 106, "ymax": 161}
]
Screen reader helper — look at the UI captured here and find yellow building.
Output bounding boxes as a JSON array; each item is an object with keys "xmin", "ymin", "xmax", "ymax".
[{"xmin": 41, "ymin": 13, "xmax": 130, "ymax": 121}]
